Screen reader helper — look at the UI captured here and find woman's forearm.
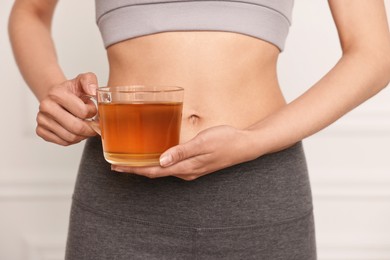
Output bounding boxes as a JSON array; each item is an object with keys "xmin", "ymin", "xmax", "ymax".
[
  {"xmin": 8, "ymin": 0, "xmax": 66, "ymax": 101},
  {"xmin": 246, "ymin": 50, "xmax": 390, "ymax": 156},
  {"xmin": 246, "ymin": 0, "xmax": 390, "ymax": 157}
]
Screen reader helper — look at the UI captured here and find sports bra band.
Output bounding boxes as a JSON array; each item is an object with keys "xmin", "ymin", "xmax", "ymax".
[{"xmin": 96, "ymin": 0, "xmax": 294, "ymax": 51}]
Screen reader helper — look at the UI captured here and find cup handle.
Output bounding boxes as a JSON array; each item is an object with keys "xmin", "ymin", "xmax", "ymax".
[{"xmin": 84, "ymin": 95, "xmax": 101, "ymax": 136}]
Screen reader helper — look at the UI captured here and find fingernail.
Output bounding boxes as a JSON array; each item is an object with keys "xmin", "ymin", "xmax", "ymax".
[
  {"xmin": 88, "ymin": 83, "xmax": 97, "ymax": 96},
  {"xmin": 160, "ymin": 153, "xmax": 173, "ymax": 167}
]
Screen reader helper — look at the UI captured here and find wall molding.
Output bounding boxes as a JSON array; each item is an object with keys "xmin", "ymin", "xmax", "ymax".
[
  {"xmin": 23, "ymin": 235, "xmax": 65, "ymax": 260},
  {"xmin": 318, "ymin": 241, "xmax": 390, "ymax": 260},
  {"xmin": 311, "ymin": 170, "xmax": 390, "ymax": 200},
  {"xmin": 319, "ymin": 110, "xmax": 390, "ymax": 136},
  {"xmin": 0, "ymin": 178, "xmax": 74, "ymax": 201},
  {"xmin": 312, "ymin": 179, "xmax": 390, "ymax": 200},
  {"xmin": 20, "ymin": 234, "xmax": 390, "ymax": 260},
  {"xmin": 1, "ymin": 175, "xmax": 390, "ymax": 201}
]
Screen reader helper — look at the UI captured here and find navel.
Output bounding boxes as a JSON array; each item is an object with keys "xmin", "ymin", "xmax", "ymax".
[{"xmin": 188, "ymin": 114, "xmax": 201, "ymax": 125}]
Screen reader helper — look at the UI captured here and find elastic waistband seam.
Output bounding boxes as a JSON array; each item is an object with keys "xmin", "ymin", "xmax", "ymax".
[{"xmin": 72, "ymin": 197, "xmax": 313, "ymax": 232}]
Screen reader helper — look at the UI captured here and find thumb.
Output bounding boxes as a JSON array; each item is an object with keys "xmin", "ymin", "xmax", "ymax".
[
  {"xmin": 159, "ymin": 145, "xmax": 189, "ymax": 167},
  {"xmin": 159, "ymin": 137, "xmax": 203, "ymax": 167},
  {"xmin": 75, "ymin": 72, "xmax": 98, "ymax": 96}
]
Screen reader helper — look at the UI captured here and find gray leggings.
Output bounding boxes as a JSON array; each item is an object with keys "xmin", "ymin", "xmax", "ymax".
[{"xmin": 65, "ymin": 137, "xmax": 316, "ymax": 259}]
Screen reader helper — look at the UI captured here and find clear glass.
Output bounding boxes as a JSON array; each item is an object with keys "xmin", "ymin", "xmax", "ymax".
[{"xmin": 92, "ymin": 85, "xmax": 184, "ymax": 166}]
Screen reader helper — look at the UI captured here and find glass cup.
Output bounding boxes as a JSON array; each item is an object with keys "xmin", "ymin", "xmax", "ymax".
[{"xmin": 89, "ymin": 85, "xmax": 184, "ymax": 166}]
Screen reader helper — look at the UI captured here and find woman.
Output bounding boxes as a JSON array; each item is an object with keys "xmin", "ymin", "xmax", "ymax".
[{"xmin": 9, "ymin": 0, "xmax": 390, "ymax": 259}]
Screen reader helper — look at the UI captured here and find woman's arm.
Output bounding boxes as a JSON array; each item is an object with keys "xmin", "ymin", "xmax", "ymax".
[
  {"xmin": 9, "ymin": 0, "xmax": 98, "ymax": 146},
  {"xmin": 112, "ymin": 0, "xmax": 390, "ymax": 179},
  {"xmin": 246, "ymin": 0, "xmax": 390, "ymax": 156},
  {"xmin": 9, "ymin": 0, "xmax": 65, "ymax": 100}
]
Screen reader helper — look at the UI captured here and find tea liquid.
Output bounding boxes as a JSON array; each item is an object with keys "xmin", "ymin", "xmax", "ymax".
[{"xmin": 98, "ymin": 102, "xmax": 182, "ymax": 166}]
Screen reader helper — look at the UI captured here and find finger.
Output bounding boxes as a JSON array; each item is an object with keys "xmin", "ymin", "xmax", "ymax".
[
  {"xmin": 49, "ymin": 85, "xmax": 97, "ymax": 120},
  {"xmin": 111, "ymin": 165, "xmax": 166, "ymax": 178},
  {"xmin": 36, "ymin": 125, "xmax": 71, "ymax": 146},
  {"xmin": 37, "ymin": 111, "xmax": 87, "ymax": 143},
  {"xmin": 111, "ymin": 164, "xmax": 186, "ymax": 179},
  {"xmin": 39, "ymin": 99, "xmax": 96, "ymax": 137},
  {"xmin": 112, "ymin": 155, "xmax": 208, "ymax": 179},
  {"xmin": 173, "ymin": 174, "xmax": 201, "ymax": 181},
  {"xmin": 75, "ymin": 72, "xmax": 98, "ymax": 96},
  {"xmin": 159, "ymin": 136, "xmax": 207, "ymax": 167}
]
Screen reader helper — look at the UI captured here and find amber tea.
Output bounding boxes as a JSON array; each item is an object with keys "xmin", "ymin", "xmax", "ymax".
[
  {"xmin": 98, "ymin": 102, "xmax": 182, "ymax": 166},
  {"xmin": 88, "ymin": 85, "xmax": 184, "ymax": 166}
]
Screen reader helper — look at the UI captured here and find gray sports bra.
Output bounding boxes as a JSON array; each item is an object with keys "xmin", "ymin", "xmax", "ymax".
[{"xmin": 96, "ymin": 0, "xmax": 294, "ymax": 51}]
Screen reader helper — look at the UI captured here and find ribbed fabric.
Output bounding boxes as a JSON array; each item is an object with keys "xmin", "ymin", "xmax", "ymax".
[
  {"xmin": 95, "ymin": 0, "xmax": 294, "ymax": 51},
  {"xmin": 65, "ymin": 137, "xmax": 316, "ymax": 259}
]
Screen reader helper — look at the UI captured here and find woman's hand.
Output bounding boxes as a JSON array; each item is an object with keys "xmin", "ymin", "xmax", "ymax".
[
  {"xmin": 111, "ymin": 125, "xmax": 258, "ymax": 181},
  {"xmin": 36, "ymin": 72, "xmax": 98, "ymax": 146}
]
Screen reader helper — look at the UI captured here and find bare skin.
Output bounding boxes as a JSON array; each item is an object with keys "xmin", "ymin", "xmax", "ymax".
[
  {"xmin": 9, "ymin": 0, "xmax": 390, "ymax": 181},
  {"xmin": 105, "ymin": 32, "xmax": 285, "ymax": 144}
]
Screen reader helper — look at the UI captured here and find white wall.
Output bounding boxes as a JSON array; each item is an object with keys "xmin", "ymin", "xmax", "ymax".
[{"xmin": 0, "ymin": 0, "xmax": 389, "ymax": 259}]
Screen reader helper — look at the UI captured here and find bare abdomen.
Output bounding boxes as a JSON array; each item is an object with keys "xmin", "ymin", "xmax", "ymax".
[{"xmin": 105, "ymin": 31, "xmax": 287, "ymax": 143}]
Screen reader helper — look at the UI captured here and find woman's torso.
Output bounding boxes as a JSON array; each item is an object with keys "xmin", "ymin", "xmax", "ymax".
[
  {"xmin": 69, "ymin": 31, "xmax": 316, "ymax": 259},
  {"xmin": 105, "ymin": 31, "xmax": 286, "ymax": 143}
]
